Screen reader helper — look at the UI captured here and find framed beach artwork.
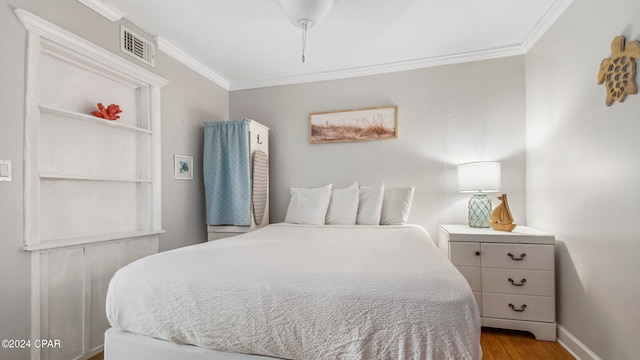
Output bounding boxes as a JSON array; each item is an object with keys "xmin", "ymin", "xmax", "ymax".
[
  {"xmin": 174, "ymin": 155, "xmax": 193, "ymax": 180},
  {"xmin": 309, "ymin": 105, "xmax": 398, "ymax": 144}
]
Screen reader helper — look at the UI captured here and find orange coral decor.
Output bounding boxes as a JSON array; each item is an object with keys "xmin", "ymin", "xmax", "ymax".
[{"xmin": 91, "ymin": 103, "xmax": 122, "ymax": 120}]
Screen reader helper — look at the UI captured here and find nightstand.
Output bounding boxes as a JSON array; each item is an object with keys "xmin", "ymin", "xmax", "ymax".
[{"xmin": 439, "ymin": 224, "xmax": 556, "ymax": 341}]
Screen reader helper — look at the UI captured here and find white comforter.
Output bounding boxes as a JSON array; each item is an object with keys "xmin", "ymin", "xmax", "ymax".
[{"xmin": 106, "ymin": 224, "xmax": 481, "ymax": 360}]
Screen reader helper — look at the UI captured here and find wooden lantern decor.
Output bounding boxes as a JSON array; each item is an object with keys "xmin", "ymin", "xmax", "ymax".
[{"xmin": 598, "ymin": 36, "xmax": 640, "ymax": 106}]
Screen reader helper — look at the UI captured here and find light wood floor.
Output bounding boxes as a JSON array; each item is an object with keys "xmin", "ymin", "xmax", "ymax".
[
  {"xmin": 481, "ymin": 328, "xmax": 574, "ymax": 359},
  {"xmin": 89, "ymin": 352, "xmax": 103, "ymax": 360},
  {"xmin": 89, "ymin": 328, "xmax": 574, "ymax": 360}
]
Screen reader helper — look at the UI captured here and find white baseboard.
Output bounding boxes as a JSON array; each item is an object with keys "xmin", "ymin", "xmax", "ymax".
[{"xmin": 557, "ymin": 325, "xmax": 602, "ymax": 360}]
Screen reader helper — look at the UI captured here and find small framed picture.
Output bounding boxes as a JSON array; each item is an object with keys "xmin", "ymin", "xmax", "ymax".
[{"xmin": 174, "ymin": 155, "xmax": 193, "ymax": 180}]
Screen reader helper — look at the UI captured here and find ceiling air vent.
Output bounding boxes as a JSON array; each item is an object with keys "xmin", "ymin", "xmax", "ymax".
[{"xmin": 120, "ymin": 25, "xmax": 155, "ymax": 67}]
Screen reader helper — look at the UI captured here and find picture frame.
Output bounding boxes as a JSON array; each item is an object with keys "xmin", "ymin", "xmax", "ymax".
[
  {"xmin": 309, "ymin": 105, "xmax": 398, "ymax": 144},
  {"xmin": 174, "ymin": 155, "xmax": 193, "ymax": 180}
]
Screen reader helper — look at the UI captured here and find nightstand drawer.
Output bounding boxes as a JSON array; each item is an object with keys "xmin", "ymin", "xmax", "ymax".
[
  {"xmin": 450, "ymin": 242, "xmax": 481, "ymax": 266},
  {"xmin": 482, "ymin": 268, "xmax": 554, "ymax": 296},
  {"xmin": 456, "ymin": 266, "xmax": 481, "ymax": 291},
  {"xmin": 482, "ymin": 293, "xmax": 555, "ymax": 323},
  {"xmin": 481, "ymin": 243, "xmax": 554, "ymax": 270}
]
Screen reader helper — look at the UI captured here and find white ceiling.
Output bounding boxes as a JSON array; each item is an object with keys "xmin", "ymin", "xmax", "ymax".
[{"xmin": 95, "ymin": 0, "xmax": 572, "ymax": 90}]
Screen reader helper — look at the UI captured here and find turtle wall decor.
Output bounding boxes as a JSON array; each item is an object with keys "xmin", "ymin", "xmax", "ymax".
[{"xmin": 598, "ymin": 36, "xmax": 640, "ymax": 106}]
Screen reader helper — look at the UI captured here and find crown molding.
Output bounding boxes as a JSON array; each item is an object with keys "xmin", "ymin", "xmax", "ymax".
[
  {"xmin": 231, "ymin": 0, "xmax": 575, "ymax": 91},
  {"xmin": 521, "ymin": 0, "xmax": 574, "ymax": 52},
  {"xmin": 85, "ymin": 0, "xmax": 572, "ymax": 91},
  {"xmin": 77, "ymin": 0, "xmax": 124, "ymax": 22},
  {"xmin": 155, "ymin": 36, "xmax": 231, "ymax": 91},
  {"xmin": 229, "ymin": 45, "xmax": 526, "ymax": 91}
]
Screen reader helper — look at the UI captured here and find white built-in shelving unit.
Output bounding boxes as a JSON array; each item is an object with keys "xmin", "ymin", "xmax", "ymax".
[{"xmin": 16, "ymin": 8, "xmax": 168, "ymax": 360}]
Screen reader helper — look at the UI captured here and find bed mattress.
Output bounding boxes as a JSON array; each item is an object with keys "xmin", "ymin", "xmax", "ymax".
[{"xmin": 106, "ymin": 224, "xmax": 481, "ymax": 359}]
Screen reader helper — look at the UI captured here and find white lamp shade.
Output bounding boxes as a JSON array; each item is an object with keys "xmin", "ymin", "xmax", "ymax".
[
  {"xmin": 458, "ymin": 161, "xmax": 501, "ymax": 193},
  {"xmin": 278, "ymin": 0, "xmax": 338, "ymax": 28}
]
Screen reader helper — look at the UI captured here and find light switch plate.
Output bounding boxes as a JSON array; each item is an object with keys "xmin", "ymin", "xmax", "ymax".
[{"xmin": 0, "ymin": 160, "xmax": 12, "ymax": 181}]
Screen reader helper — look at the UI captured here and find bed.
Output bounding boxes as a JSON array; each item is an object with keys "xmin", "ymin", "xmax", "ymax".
[{"xmin": 105, "ymin": 223, "xmax": 481, "ymax": 360}]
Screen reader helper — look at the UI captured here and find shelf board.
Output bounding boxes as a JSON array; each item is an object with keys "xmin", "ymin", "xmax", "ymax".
[
  {"xmin": 24, "ymin": 230, "xmax": 165, "ymax": 251},
  {"xmin": 39, "ymin": 103, "xmax": 152, "ymax": 134},
  {"xmin": 40, "ymin": 174, "xmax": 153, "ymax": 183}
]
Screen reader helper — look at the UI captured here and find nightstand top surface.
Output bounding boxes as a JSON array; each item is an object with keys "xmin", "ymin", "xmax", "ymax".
[{"xmin": 439, "ymin": 224, "xmax": 555, "ymax": 244}]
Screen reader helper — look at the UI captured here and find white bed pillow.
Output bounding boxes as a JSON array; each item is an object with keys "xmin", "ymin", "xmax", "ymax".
[
  {"xmin": 356, "ymin": 184, "xmax": 385, "ymax": 225},
  {"xmin": 284, "ymin": 184, "xmax": 333, "ymax": 225},
  {"xmin": 325, "ymin": 182, "xmax": 359, "ymax": 225},
  {"xmin": 380, "ymin": 186, "xmax": 415, "ymax": 225}
]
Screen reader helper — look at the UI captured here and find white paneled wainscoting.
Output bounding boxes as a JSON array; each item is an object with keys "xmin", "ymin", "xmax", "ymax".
[{"xmin": 30, "ymin": 236, "xmax": 159, "ymax": 359}]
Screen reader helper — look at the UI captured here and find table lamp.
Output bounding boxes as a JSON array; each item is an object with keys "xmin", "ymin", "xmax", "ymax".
[{"xmin": 457, "ymin": 161, "xmax": 501, "ymax": 228}]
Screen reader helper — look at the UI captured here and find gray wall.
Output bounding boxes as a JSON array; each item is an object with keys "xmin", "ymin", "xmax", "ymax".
[
  {"xmin": 157, "ymin": 43, "xmax": 229, "ymax": 253},
  {"xmin": 230, "ymin": 56, "xmax": 527, "ymax": 240},
  {"xmin": 525, "ymin": 0, "xmax": 640, "ymax": 358},
  {"xmin": 0, "ymin": 1, "xmax": 228, "ymax": 359}
]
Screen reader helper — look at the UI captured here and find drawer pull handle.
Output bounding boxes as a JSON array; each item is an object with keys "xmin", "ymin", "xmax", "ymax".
[
  {"xmin": 475, "ymin": 251, "xmax": 480, "ymax": 256},
  {"xmin": 508, "ymin": 252, "xmax": 526, "ymax": 261},
  {"xmin": 508, "ymin": 278, "xmax": 527, "ymax": 286},
  {"xmin": 509, "ymin": 303, "xmax": 527, "ymax": 312}
]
